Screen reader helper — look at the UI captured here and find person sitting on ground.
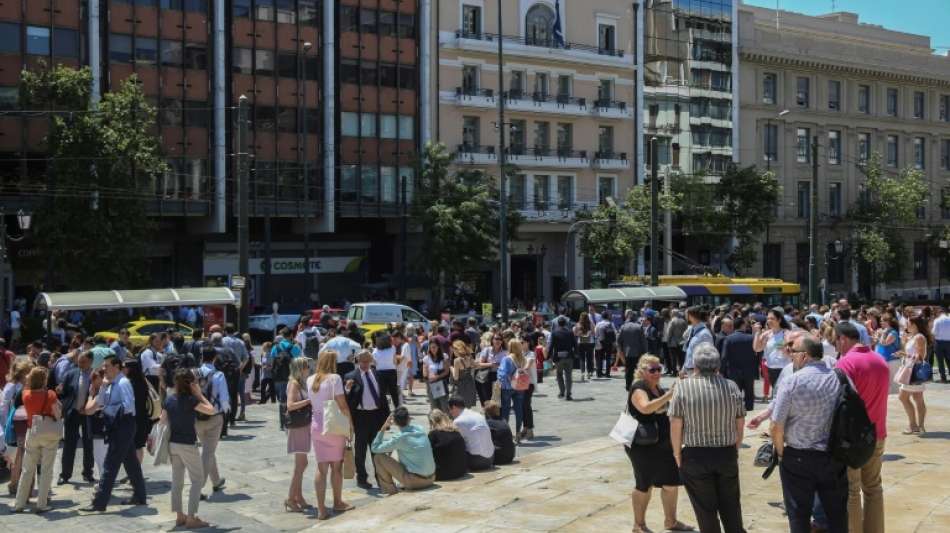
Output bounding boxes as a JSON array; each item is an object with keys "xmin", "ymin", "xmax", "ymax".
[
  {"xmin": 427, "ymin": 409, "xmax": 469, "ymax": 481},
  {"xmin": 447, "ymin": 396, "xmax": 494, "ymax": 471},
  {"xmin": 370, "ymin": 406, "xmax": 436, "ymax": 496},
  {"xmin": 482, "ymin": 400, "xmax": 516, "ymax": 466}
]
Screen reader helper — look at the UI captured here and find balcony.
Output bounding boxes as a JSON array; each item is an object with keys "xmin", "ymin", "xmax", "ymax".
[
  {"xmin": 592, "ymin": 151, "xmax": 630, "ymax": 170},
  {"xmin": 505, "ymin": 147, "xmax": 590, "ymax": 169},
  {"xmin": 451, "ymin": 31, "xmax": 633, "ymax": 67},
  {"xmin": 592, "ymin": 99, "xmax": 633, "ymax": 119},
  {"xmin": 504, "ymin": 91, "xmax": 589, "ymax": 117},
  {"xmin": 455, "ymin": 144, "xmax": 497, "ymax": 166},
  {"xmin": 516, "ymin": 201, "xmax": 603, "ymax": 222},
  {"xmin": 453, "ymin": 86, "xmax": 497, "ymax": 110}
]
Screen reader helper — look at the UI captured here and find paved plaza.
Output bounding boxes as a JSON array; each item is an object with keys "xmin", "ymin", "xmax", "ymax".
[{"xmin": 2, "ymin": 372, "xmax": 950, "ymax": 532}]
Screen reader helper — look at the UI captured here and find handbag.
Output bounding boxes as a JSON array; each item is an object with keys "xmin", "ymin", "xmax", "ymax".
[
  {"xmin": 609, "ymin": 408, "xmax": 639, "ymax": 446},
  {"xmin": 322, "ymin": 398, "xmax": 351, "ymax": 437},
  {"xmin": 474, "ymin": 367, "xmax": 491, "ymax": 384},
  {"xmin": 913, "ymin": 361, "xmax": 932, "ymax": 384},
  {"xmin": 429, "ymin": 380, "xmax": 447, "ymax": 399},
  {"xmin": 342, "ymin": 445, "xmax": 356, "ymax": 480},
  {"xmin": 894, "ymin": 358, "xmax": 913, "ymax": 386},
  {"xmin": 3, "ymin": 405, "xmax": 16, "ymax": 447},
  {"xmin": 633, "ymin": 420, "xmax": 659, "ymax": 446},
  {"xmin": 512, "ymin": 370, "xmax": 530, "ymax": 391},
  {"xmin": 151, "ymin": 422, "xmax": 172, "ymax": 467},
  {"xmin": 754, "ymin": 441, "xmax": 779, "ymax": 479},
  {"xmin": 287, "ymin": 404, "xmax": 312, "ymax": 428},
  {"xmin": 29, "ymin": 392, "xmax": 64, "ymax": 440}
]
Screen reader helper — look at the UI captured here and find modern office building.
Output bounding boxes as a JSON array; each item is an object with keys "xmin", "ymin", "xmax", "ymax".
[
  {"xmin": 737, "ymin": 5, "xmax": 950, "ymax": 298},
  {"xmin": 0, "ymin": 0, "xmax": 421, "ymax": 311},
  {"xmin": 430, "ymin": 0, "xmax": 639, "ymax": 304}
]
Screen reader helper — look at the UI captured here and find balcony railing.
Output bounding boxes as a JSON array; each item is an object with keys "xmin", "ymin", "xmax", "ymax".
[
  {"xmin": 594, "ymin": 99, "xmax": 627, "ymax": 110},
  {"xmin": 457, "ymin": 144, "xmax": 495, "ymax": 156},
  {"xmin": 594, "ymin": 150, "xmax": 626, "ymax": 161},
  {"xmin": 455, "ymin": 31, "xmax": 624, "ymax": 58},
  {"xmin": 456, "ymin": 86, "xmax": 495, "ymax": 98}
]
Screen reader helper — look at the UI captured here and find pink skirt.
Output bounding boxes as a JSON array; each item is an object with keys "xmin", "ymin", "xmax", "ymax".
[{"xmin": 311, "ymin": 424, "xmax": 345, "ymax": 463}]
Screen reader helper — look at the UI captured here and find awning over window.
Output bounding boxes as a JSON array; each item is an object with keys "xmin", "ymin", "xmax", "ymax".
[
  {"xmin": 561, "ymin": 286, "xmax": 687, "ymax": 304},
  {"xmin": 34, "ymin": 287, "xmax": 238, "ymax": 312}
]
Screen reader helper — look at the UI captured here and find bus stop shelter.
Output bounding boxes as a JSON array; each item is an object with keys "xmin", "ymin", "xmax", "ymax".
[
  {"xmin": 34, "ymin": 287, "xmax": 238, "ymax": 312},
  {"xmin": 561, "ymin": 286, "xmax": 688, "ymax": 305}
]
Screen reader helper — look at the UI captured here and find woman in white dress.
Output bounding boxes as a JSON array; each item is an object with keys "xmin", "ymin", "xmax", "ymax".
[{"xmin": 897, "ymin": 315, "xmax": 929, "ymax": 435}]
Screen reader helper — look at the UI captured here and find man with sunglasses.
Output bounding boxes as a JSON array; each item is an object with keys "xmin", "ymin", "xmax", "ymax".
[{"xmin": 771, "ymin": 335, "xmax": 846, "ymax": 533}]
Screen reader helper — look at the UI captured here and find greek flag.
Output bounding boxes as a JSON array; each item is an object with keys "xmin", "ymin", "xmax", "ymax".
[{"xmin": 553, "ymin": 0, "xmax": 565, "ymax": 47}]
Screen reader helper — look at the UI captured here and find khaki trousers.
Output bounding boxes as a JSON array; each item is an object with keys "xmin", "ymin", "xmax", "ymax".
[
  {"xmin": 848, "ymin": 439, "xmax": 886, "ymax": 533},
  {"xmin": 170, "ymin": 442, "xmax": 204, "ymax": 516},
  {"xmin": 15, "ymin": 431, "xmax": 60, "ymax": 510},
  {"xmin": 373, "ymin": 453, "xmax": 435, "ymax": 495},
  {"xmin": 195, "ymin": 413, "xmax": 224, "ymax": 489}
]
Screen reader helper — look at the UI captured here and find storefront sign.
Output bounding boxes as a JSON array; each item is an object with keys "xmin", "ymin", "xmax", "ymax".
[{"xmin": 203, "ymin": 256, "xmax": 364, "ymax": 276}]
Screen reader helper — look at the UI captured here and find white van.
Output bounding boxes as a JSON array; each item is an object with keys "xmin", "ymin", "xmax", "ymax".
[{"xmin": 346, "ymin": 302, "xmax": 431, "ymax": 333}]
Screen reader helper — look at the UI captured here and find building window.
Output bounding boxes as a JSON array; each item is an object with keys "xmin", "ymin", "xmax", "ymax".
[
  {"xmin": 598, "ymin": 176, "xmax": 616, "ymax": 205},
  {"xmin": 275, "ymin": 0, "xmax": 295, "ymax": 23},
  {"xmin": 887, "ymin": 135, "xmax": 899, "ymax": 167},
  {"xmin": 509, "ymin": 174, "xmax": 526, "ymax": 209},
  {"xmin": 339, "ymin": 6, "xmax": 358, "ymax": 32},
  {"xmin": 858, "ymin": 85, "xmax": 870, "ymax": 114},
  {"xmin": 557, "ymin": 75, "xmax": 571, "ymax": 100},
  {"xmin": 942, "ymin": 139, "xmax": 950, "ymax": 170},
  {"xmin": 534, "ymin": 121, "xmax": 550, "ymax": 153},
  {"xmin": 533, "ymin": 175, "xmax": 550, "ymax": 210},
  {"xmin": 360, "ymin": 8, "xmax": 377, "ymax": 33},
  {"xmin": 557, "ymin": 175, "xmax": 573, "ymax": 209},
  {"xmin": 556, "ymin": 123, "xmax": 572, "ymax": 155},
  {"xmin": 828, "ymin": 130, "xmax": 841, "ymax": 165},
  {"xmin": 398, "ymin": 116, "xmax": 413, "ymax": 140},
  {"xmin": 184, "ymin": 43, "xmax": 208, "ymax": 70},
  {"xmin": 597, "ymin": 79, "xmax": 612, "ymax": 105},
  {"xmin": 763, "ymin": 243, "xmax": 781, "ymax": 279},
  {"xmin": 828, "ymin": 182, "xmax": 842, "ymax": 217},
  {"xmin": 276, "ymin": 52, "xmax": 297, "ymax": 78},
  {"xmin": 828, "ymin": 80, "xmax": 840, "ymax": 111},
  {"xmin": 797, "ymin": 128, "xmax": 810, "ymax": 163},
  {"xmin": 598, "ymin": 23, "xmax": 616, "ymax": 53},
  {"xmin": 942, "ymin": 188, "xmax": 950, "ymax": 219},
  {"xmin": 763, "ymin": 73, "xmax": 776, "ymax": 104},
  {"xmin": 858, "ymin": 133, "xmax": 870, "ymax": 163},
  {"xmin": 941, "ymin": 95, "xmax": 950, "ymax": 122},
  {"xmin": 796, "ymin": 77, "xmax": 809, "ymax": 107},
  {"xmin": 525, "ymin": 4, "xmax": 556, "ymax": 46},
  {"xmin": 796, "ymin": 242, "xmax": 809, "ymax": 284},
  {"xmin": 461, "ymin": 65, "xmax": 478, "ymax": 94},
  {"xmin": 233, "ymin": 48, "xmax": 253, "ymax": 74},
  {"xmin": 534, "ymin": 72, "xmax": 549, "ymax": 100},
  {"xmin": 598, "ymin": 126, "xmax": 614, "ymax": 157},
  {"xmin": 827, "ymin": 242, "xmax": 845, "ymax": 284},
  {"xmin": 797, "ymin": 181, "xmax": 811, "ymax": 219},
  {"xmin": 0, "ymin": 22, "xmax": 19, "ymax": 53},
  {"xmin": 509, "ymin": 70, "xmax": 525, "ymax": 99},
  {"xmin": 109, "ymin": 34, "xmax": 133, "ymax": 63},
  {"xmin": 764, "ymin": 123, "xmax": 778, "ymax": 162},
  {"xmin": 462, "ymin": 4, "xmax": 481, "ymax": 36},
  {"xmin": 53, "ymin": 28, "xmax": 79, "ymax": 58},
  {"xmin": 462, "ymin": 116, "xmax": 479, "ymax": 149},
  {"xmin": 298, "ymin": 0, "xmax": 317, "ymax": 23},
  {"xmin": 914, "ymin": 137, "xmax": 926, "ymax": 169},
  {"xmin": 0, "ymin": 87, "xmax": 18, "ymax": 110},
  {"xmin": 887, "ymin": 88, "xmax": 899, "ymax": 116},
  {"xmin": 233, "ymin": 0, "xmax": 251, "ymax": 18},
  {"xmin": 509, "ymin": 119, "xmax": 526, "ymax": 154},
  {"xmin": 914, "ymin": 91, "xmax": 925, "ymax": 119},
  {"xmin": 255, "ymin": 49, "xmax": 275, "ymax": 76},
  {"xmin": 380, "ymin": 114, "xmax": 397, "ymax": 139},
  {"xmin": 26, "ymin": 26, "xmax": 50, "ymax": 56},
  {"xmin": 914, "ymin": 241, "xmax": 928, "ymax": 280},
  {"xmin": 161, "ymin": 41, "xmax": 183, "ymax": 66},
  {"xmin": 135, "ymin": 37, "xmax": 158, "ymax": 65}
]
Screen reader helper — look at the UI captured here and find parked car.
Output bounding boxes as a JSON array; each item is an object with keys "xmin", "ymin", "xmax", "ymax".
[
  {"xmin": 306, "ymin": 307, "xmax": 347, "ymax": 328},
  {"xmin": 346, "ymin": 302, "xmax": 430, "ymax": 334},
  {"xmin": 95, "ymin": 320, "xmax": 193, "ymax": 348}
]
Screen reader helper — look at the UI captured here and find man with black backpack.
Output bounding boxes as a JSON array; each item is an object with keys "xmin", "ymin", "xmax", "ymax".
[
  {"xmin": 270, "ymin": 328, "xmax": 301, "ymax": 430},
  {"xmin": 221, "ymin": 325, "xmax": 249, "ymax": 429},
  {"xmin": 771, "ymin": 335, "xmax": 848, "ymax": 533},
  {"xmin": 195, "ymin": 345, "xmax": 230, "ymax": 498},
  {"xmin": 161, "ymin": 344, "xmax": 198, "ymax": 397}
]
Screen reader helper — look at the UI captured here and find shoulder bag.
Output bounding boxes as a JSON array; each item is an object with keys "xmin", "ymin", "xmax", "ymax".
[
  {"xmin": 894, "ymin": 357, "xmax": 913, "ymax": 386},
  {"xmin": 29, "ymin": 392, "xmax": 64, "ymax": 440},
  {"xmin": 286, "ymin": 384, "xmax": 312, "ymax": 428},
  {"xmin": 609, "ymin": 406, "xmax": 639, "ymax": 446},
  {"xmin": 322, "ymin": 379, "xmax": 352, "ymax": 437},
  {"xmin": 512, "ymin": 369, "xmax": 530, "ymax": 391}
]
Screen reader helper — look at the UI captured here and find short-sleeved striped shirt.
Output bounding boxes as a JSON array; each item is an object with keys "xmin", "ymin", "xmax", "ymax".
[{"xmin": 668, "ymin": 374, "xmax": 746, "ymax": 448}]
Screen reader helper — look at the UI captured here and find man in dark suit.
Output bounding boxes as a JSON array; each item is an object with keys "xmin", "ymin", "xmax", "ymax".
[
  {"xmin": 344, "ymin": 350, "xmax": 390, "ymax": 490},
  {"xmin": 59, "ymin": 349, "xmax": 95, "ymax": 485},
  {"xmin": 617, "ymin": 310, "xmax": 647, "ymax": 391},
  {"xmin": 719, "ymin": 317, "xmax": 757, "ymax": 411},
  {"xmin": 714, "ymin": 317, "xmax": 735, "ymax": 355}
]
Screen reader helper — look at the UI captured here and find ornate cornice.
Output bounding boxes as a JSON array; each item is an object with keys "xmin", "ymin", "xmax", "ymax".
[{"xmin": 740, "ymin": 51, "xmax": 950, "ymax": 89}]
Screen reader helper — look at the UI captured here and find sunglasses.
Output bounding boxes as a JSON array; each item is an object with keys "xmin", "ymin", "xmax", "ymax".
[{"xmin": 646, "ymin": 367, "xmax": 663, "ymax": 374}]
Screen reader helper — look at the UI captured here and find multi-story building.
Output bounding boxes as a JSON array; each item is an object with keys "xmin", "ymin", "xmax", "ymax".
[
  {"xmin": 0, "ymin": 0, "xmax": 421, "ymax": 311},
  {"xmin": 737, "ymin": 5, "xmax": 950, "ymax": 299},
  {"xmin": 431, "ymin": 0, "xmax": 638, "ymax": 304},
  {"xmin": 643, "ymin": 0, "xmax": 737, "ymax": 273}
]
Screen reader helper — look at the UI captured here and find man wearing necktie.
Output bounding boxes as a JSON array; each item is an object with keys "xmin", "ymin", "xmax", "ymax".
[
  {"xmin": 58, "ymin": 350, "xmax": 96, "ymax": 485},
  {"xmin": 344, "ymin": 351, "xmax": 391, "ymax": 490}
]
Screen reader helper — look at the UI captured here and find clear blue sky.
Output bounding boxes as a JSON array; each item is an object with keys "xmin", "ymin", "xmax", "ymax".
[{"xmin": 742, "ymin": 0, "xmax": 950, "ymax": 52}]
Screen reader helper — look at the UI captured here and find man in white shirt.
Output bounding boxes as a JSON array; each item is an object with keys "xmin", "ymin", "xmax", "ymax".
[
  {"xmin": 9, "ymin": 308, "xmax": 20, "ymax": 347},
  {"xmin": 322, "ymin": 328, "xmax": 361, "ymax": 376},
  {"xmin": 932, "ymin": 307, "xmax": 950, "ymax": 383},
  {"xmin": 139, "ymin": 333, "xmax": 165, "ymax": 390},
  {"xmin": 448, "ymin": 396, "xmax": 494, "ymax": 471}
]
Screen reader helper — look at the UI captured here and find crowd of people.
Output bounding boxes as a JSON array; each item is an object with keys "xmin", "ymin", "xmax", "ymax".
[{"xmin": 0, "ymin": 296, "xmax": 945, "ymax": 531}]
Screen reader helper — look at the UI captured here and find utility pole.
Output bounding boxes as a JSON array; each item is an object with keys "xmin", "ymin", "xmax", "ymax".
[
  {"xmin": 237, "ymin": 95, "xmax": 250, "ymax": 331},
  {"xmin": 650, "ymin": 137, "xmax": 659, "ymax": 286},
  {"xmin": 400, "ymin": 175, "xmax": 408, "ymax": 302},
  {"xmin": 809, "ymin": 135, "xmax": 819, "ymax": 305},
  {"xmin": 497, "ymin": 0, "xmax": 509, "ymax": 323},
  {"xmin": 301, "ymin": 41, "xmax": 314, "ymax": 304}
]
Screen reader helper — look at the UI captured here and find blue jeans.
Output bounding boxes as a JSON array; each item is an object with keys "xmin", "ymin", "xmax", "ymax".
[{"xmin": 500, "ymin": 388, "xmax": 526, "ymax": 434}]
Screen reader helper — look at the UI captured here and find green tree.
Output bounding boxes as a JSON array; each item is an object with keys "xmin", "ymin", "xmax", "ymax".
[
  {"xmin": 413, "ymin": 142, "xmax": 521, "ymax": 303},
  {"xmin": 21, "ymin": 65, "xmax": 167, "ymax": 289},
  {"xmin": 577, "ymin": 184, "xmax": 680, "ymax": 285},
  {"xmin": 848, "ymin": 153, "xmax": 928, "ymax": 292}
]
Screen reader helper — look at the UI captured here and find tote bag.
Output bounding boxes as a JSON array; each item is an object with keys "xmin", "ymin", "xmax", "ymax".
[
  {"xmin": 609, "ymin": 408, "xmax": 640, "ymax": 446},
  {"xmin": 322, "ymin": 399, "xmax": 351, "ymax": 437},
  {"xmin": 342, "ymin": 445, "xmax": 356, "ymax": 479},
  {"xmin": 894, "ymin": 357, "xmax": 914, "ymax": 386},
  {"xmin": 429, "ymin": 380, "xmax": 447, "ymax": 400}
]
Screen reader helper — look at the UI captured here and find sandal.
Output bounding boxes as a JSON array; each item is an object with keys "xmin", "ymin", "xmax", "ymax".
[
  {"xmin": 632, "ymin": 524, "xmax": 654, "ymax": 533},
  {"xmin": 315, "ymin": 508, "xmax": 331, "ymax": 520},
  {"xmin": 665, "ymin": 521, "xmax": 696, "ymax": 531},
  {"xmin": 901, "ymin": 427, "xmax": 920, "ymax": 435},
  {"xmin": 332, "ymin": 502, "xmax": 354, "ymax": 512}
]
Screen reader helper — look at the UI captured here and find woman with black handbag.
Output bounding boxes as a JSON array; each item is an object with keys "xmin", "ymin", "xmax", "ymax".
[
  {"xmin": 285, "ymin": 357, "xmax": 313, "ymax": 512},
  {"xmin": 626, "ymin": 355, "xmax": 693, "ymax": 533}
]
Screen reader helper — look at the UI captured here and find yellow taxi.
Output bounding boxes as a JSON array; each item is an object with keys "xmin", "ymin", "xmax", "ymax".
[{"xmin": 95, "ymin": 320, "xmax": 194, "ymax": 348}]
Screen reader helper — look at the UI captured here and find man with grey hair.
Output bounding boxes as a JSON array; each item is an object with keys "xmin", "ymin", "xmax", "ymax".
[
  {"xmin": 771, "ymin": 335, "xmax": 846, "ymax": 532},
  {"xmin": 669, "ymin": 342, "xmax": 747, "ymax": 533}
]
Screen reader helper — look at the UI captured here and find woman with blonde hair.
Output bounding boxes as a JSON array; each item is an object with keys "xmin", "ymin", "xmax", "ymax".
[
  {"xmin": 426, "ymin": 409, "xmax": 468, "ymax": 480},
  {"xmin": 1, "ymin": 358, "xmax": 33, "ymax": 495},
  {"xmin": 450, "ymin": 340, "xmax": 477, "ymax": 408},
  {"xmin": 306, "ymin": 351, "xmax": 353, "ymax": 519},
  {"xmin": 498, "ymin": 339, "xmax": 528, "ymax": 443},
  {"xmin": 285, "ymin": 357, "xmax": 313, "ymax": 512},
  {"xmin": 625, "ymin": 355, "xmax": 691, "ymax": 533}
]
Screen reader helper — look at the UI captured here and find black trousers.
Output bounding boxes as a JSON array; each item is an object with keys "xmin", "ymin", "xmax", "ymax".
[
  {"xmin": 624, "ymin": 354, "xmax": 641, "ymax": 391},
  {"xmin": 92, "ymin": 414, "xmax": 146, "ymax": 509},
  {"xmin": 578, "ymin": 344, "xmax": 594, "ymax": 375},
  {"xmin": 259, "ymin": 377, "xmax": 276, "ymax": 403},
  {"xmin": 352, "ymin": 408, "xmax": 387, "ymax": 483},
  {"xmin": 729, "ymin": 375, "xmax": 756, "ymax": 411},
  {"xmin": 779, "ymin": 447, "xmax": 848, "ymax": 533},
  {"xmin": 475, "ymin": 371, "xmax": 496, "ymax": 406},
  {"xmin": 680, "ymin": 446, "xmax": 746, "ymax": 533},
  {"xmin": 595, "ymin": 346, "xmax": 613, "ymax": 377},
  {"xmin": 225, "ymin": 371, "xmax": 240, "ymax": 427},
  {"xmin": 61, "ymin": 411, "xmax": 94, "ymax": 481},
  {"xmin": 767, "ymin": 367, "xmax": 783, "ymax": 397},
  {"xmin": 667, "ymin": 346, "xmax": 683, "ymax": 374},
  {"xmin": 467, "ymin": 452, "xmax": 493, "ymax": 471},
  {"xmin": 375, "ymin": 369, "xmax": 400, "ymax": 408},
  {"xmin": 523, "ymin": 384, "xmax": 535, "ymax": 429},
  {"xmin": 935, "ymin": 340, "xmax": 950, "ymax": 381}
]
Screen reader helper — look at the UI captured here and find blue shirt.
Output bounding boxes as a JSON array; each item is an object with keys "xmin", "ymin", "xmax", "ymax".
[
  {"xmin": 849, "ymin": 320, "xmax": 871, "ymax": 347},
  {"xmin": 97, "ymin": 374, "xmax": 136, "ymax": 418},
  {"xmin": 684, "ymin": 324, "xmax": 714, "ymax": 371},
  {"xmin": 200, "ymin": 363, "xmax": 231, "ymax": 414},
  {"xmin": 875, "ymin": 328, "xmax": 900, "ymax": 361},
  {"xmin": 771, "ymin": 362, "xmax": 841, "ymax": 451},
  {"xmin": 53, "ymin": 355, "xmax": 75, "ymax": 385},
  {"xmin": 270, "ymin": 339, "xmax": 302, "ymax": 359},
  {"xmin": 497, "ymin": 356, "xmax": 517, "ymax": 390},
  {"xmin": 370, "ymin": 424, "xmax": 436, "ymax": 477},
  {"xmin": 109, "ymin": 341, "xmax": 128, "ymax": 361}
]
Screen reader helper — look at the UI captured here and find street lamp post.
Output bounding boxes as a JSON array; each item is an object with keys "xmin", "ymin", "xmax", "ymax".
[
  {"xmin": 497, "ymin": 0, "xmax": 509, "ymax": 324},
  {"xmin": 301, "ymin": 41, "xmax": 314, "ymax": 304}
]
